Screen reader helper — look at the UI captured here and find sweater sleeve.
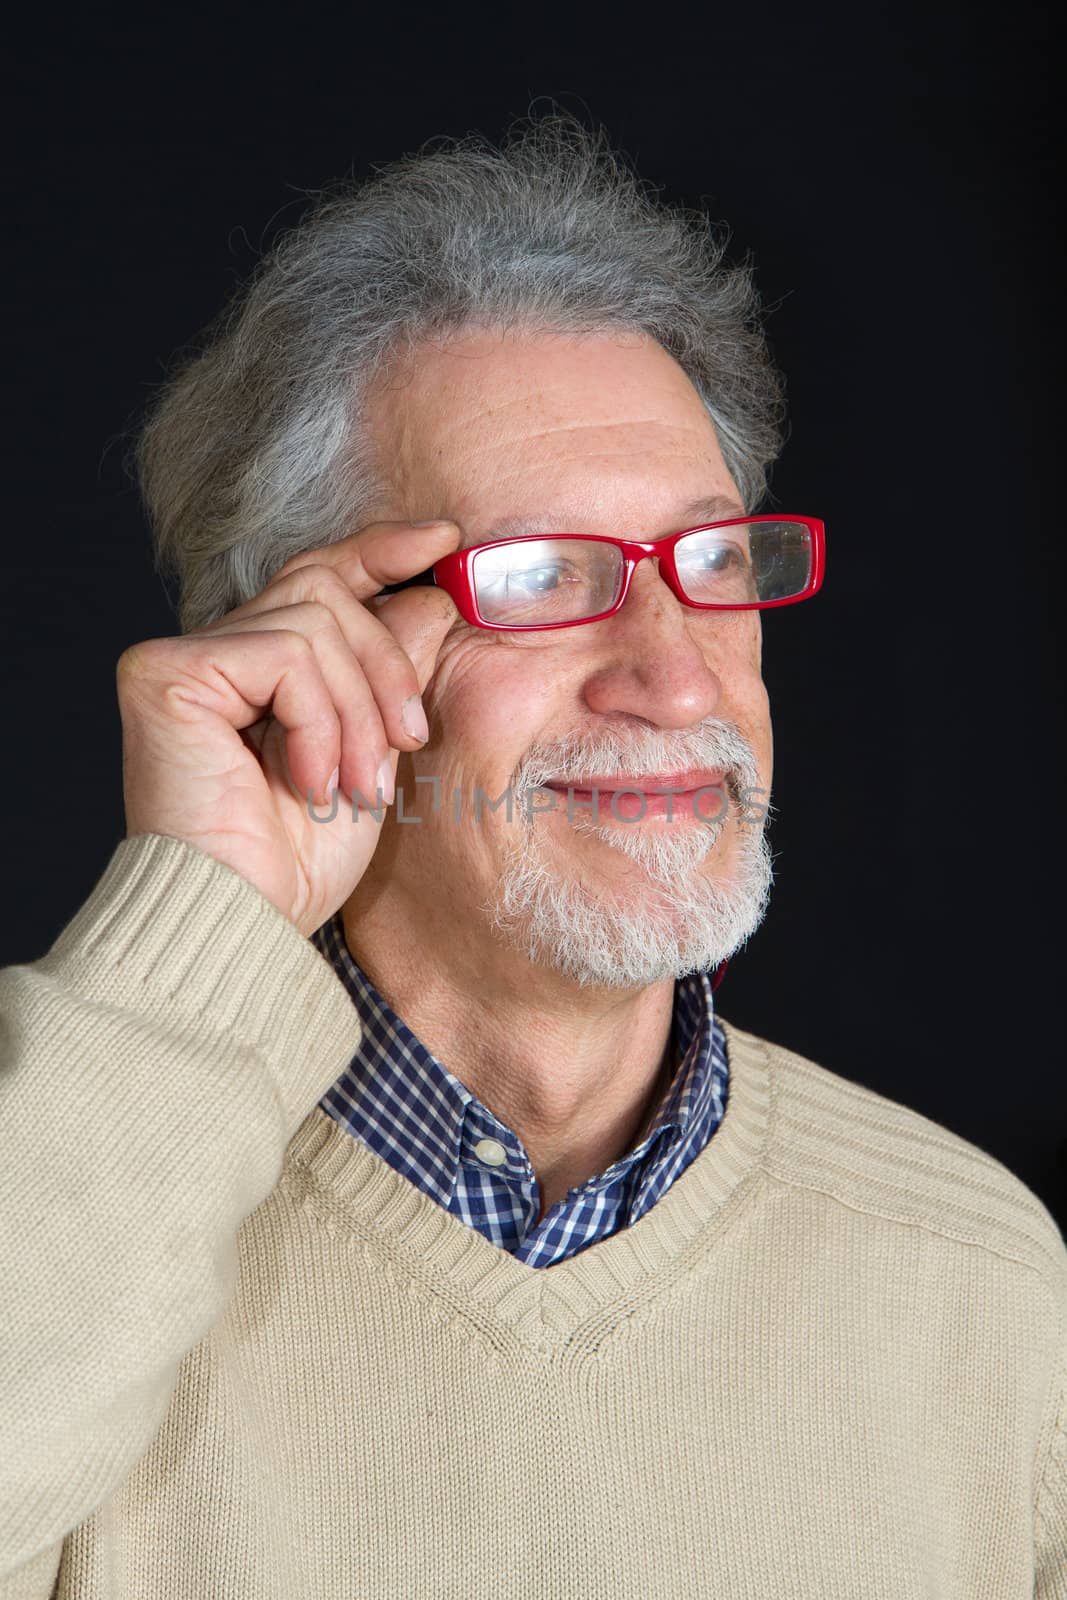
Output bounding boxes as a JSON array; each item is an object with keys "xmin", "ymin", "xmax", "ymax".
[
  {"xmin": 0, "ymin": 832, "xmax": 361, "ymax": 1586},
  {"xmin": 1035, "ymin": 1354, "xmax": 1067, "ymax": 1599}
]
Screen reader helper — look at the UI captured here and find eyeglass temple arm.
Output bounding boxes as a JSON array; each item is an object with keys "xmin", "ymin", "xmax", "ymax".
[{"xmin": 377, "ymin": 568, "xmax": 440, "ymax": 596}]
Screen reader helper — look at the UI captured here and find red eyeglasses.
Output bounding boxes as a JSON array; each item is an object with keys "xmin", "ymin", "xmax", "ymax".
[{"xmin": 424, "ymin": 515, "xmax": 825, "ymax": 631}]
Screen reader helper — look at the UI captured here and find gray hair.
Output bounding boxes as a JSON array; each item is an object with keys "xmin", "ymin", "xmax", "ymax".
[{"xmin": 133, "ymin": 110, "xmax": 785, "ymax": 634}]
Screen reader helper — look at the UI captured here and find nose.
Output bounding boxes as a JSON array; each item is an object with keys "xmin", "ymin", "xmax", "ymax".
[{"xmin": 579, "ymin": 559, "xmax": 723, "ymax": 729}]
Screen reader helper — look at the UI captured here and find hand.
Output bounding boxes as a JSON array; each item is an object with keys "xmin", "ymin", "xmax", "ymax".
[{"xmin": 116, "ymin": 520, "xmax": 461, "ymax": 936}]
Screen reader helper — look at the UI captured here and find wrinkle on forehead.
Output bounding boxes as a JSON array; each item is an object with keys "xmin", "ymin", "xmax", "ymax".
[
  {"xmin": 366, "ymin": 328, "xmax": 736, "ymax": 520},
  {"xmin": 432, "ymin": 414, "xmax": 718, "ymax": 459},
  {"xmin": 405, "ymin": 359, "xmax": 713, "ymax": 438}
]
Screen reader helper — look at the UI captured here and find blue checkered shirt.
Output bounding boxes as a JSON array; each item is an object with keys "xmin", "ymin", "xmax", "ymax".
[{"xmin": 311, "ymin": 910, "xmax": 730, "ymax": 1268}]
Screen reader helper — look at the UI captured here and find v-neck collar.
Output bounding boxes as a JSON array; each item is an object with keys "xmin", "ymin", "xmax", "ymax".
[{"xmin": 281, "ymin": 1014, "xmax": 772, "ymax": 1352}]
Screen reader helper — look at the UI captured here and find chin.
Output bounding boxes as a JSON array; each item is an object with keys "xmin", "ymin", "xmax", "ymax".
[
  {"xmin": 485, "ymin": 811, "xmax": 774, "ymax": 990},
  {"xmin": 569, "ymin": 808, "xmax": 735, "ymax": 884}
]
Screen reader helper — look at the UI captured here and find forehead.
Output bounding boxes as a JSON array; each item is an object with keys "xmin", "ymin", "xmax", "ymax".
[{"xmin": 367, "ymin": 328, "xmax": 739, "ymax": 534}]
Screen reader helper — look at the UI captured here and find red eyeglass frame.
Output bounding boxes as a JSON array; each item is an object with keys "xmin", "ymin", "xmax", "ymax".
[{"xmin": 429, "ymin": 515, "xmax": 826, "ymax": 631}]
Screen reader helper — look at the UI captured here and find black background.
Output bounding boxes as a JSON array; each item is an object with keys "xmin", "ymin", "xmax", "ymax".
[{"xmin": 5, "ymin": 3, "xmax": 1064, "ymax": 1228}]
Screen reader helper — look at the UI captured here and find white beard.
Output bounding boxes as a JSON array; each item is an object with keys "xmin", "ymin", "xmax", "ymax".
[{"xmin": 484, "ymin": 721, "xmax": 775, "ymax": 989}]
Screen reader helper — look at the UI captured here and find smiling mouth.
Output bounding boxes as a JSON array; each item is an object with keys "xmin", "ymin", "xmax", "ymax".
[
  {"xmin": 543, "ymin": 771, "xmax": 731, "ymax": 822},
  {"xmin": 544, "ymin": 768, "xmax": 728, "ymax": 794}
]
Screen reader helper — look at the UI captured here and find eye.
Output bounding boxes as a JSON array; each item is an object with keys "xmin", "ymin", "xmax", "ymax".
[
  {"xmin": 476, "ymin": 559, "xmax": 584, "ymax": 600},
  {"xmin": 508, "ymin": 561, "xmax": 577, "ymax": 594},
  {"xmin": 680, "ymin": 543, "xmax": 746, "ymax": 573},
  {"xmin": 469, "ymin": 538, "xmax": 624, "ymax": 626}
]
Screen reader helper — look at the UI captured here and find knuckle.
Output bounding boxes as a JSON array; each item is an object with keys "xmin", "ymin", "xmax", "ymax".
[
  {"xmin": 293, "ymin": 597, "xmax": 335, "ymax": 634},
  {"xmin": 158, "ymin": 678, "xmax": 199, "ymax": 717},
  {"xmin": 298, "ymin": 568, "xmax": 364, "ymax": 629},
  {"xmin": 305, "ymin": 563, "xmax": 350, "ymax": 598},
  {"xmin": 273, "ymin": 560, "xmax": 322, "ymax": 593},
  {"xmin": 278, "ymin": 626, "xmax": 315, "ymax": 660},
  {"xmin": 306, "ymin": 608, "xmax": 354, "ymax": 663},
  {"xmin": 115, "ymin": 643, "xmax": 141, "ymax": 680},
  {"xmin": 271, "ymin": 556, "xmax": 348, "ymax": 600},
  {"xmin": 115, "ymin": 637, "xmax": 168, "ymax": 683},
  {"xmin": 269, "ymin": 551, "xmax": 314, "ymax": 586}
]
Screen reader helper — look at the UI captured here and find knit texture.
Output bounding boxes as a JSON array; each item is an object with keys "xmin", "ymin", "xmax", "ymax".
[{"xmin": 1, "ymin": 833, "xmax": 1064, "ymax": 1599}]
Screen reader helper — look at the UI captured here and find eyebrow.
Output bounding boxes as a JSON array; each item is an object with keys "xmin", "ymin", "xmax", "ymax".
[{"xmin": 477, "ymin": 492, "xmax": 743, "ymax": 545}]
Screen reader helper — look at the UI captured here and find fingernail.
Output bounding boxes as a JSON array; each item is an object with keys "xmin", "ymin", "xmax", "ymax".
[
  {"xmin": 401, "ymin": 694, "xmax": 429, "ymax": 743},
  {"xmin": 323, "ymin": 766, "xmax": 339, "ymax": 801},
  {"xmin": 410, "ymin": 519, "xmax": 453, "ymax": 529},
  {"xmin": 377, "ymin": 758, "xmax": 395, "ymax": 805}
]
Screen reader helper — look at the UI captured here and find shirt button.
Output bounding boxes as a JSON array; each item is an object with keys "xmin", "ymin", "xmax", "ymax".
[{"xmin": 473, "ymin": 1137, "xmax": 508, "ymax": 1167}]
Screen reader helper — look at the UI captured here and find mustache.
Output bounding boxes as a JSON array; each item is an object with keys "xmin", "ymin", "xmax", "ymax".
[{"xmin": 510, "ymin": 719, "xmax": 761, "ymax": 801}]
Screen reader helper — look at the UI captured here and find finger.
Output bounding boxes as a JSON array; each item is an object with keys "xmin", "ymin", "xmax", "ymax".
[
  {"xmin": 203, "ymin": 564, "xmax": 449, "ymax": 755},
  {"xmin": 270, "ymin": 519, "xmax": 462, "ymax": 603},
  {"xmin": 367, "ymin": 583, "xmax": 462, "ymax": 701},
  {"xmin": 160, "ymin": 629, "xmax": 343, "ymax": 807},
  {"xmin": 197, "ymin": 603, "xmax": 393, "ymax": 805}
]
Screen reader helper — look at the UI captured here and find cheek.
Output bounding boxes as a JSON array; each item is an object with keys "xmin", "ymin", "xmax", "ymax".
[
  {"xmin": 733, "ymin": 647, "xmax": 771, "ymax": 756},
  {"xmin": 690, "ymin": 606, "xmax": 761, "ymax": 660},
  {"xmin": 424, "ymin": 618, "xmax": 772, "ymax": 779},
  {"xmin": 695, "ymin": 614, "xmax": 772, "ymax": 761},
  {"xmin": 751, "ymin": 678, "xmax": 773, "ymax": 776},
  {"xmin": 736, "ymin": 663, "xmax": 773, "ymax": 788},
  {"xmin": 425, "ymin": 632, "xmax": 566, "ymax": 778},
  {"xmin": 693, "ymin": 613, "xmax": 765, "ymax": 701}
]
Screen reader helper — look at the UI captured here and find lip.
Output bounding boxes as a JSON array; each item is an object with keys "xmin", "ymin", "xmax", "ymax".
[{"xmin": 544, "ymin": 769, "xmax": 728, "ymax": 794}]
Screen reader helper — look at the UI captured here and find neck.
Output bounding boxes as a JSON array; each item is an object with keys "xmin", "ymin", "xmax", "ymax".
[{"xmin": 340, "ymin": 861, "xmax": 677, "ymax": 1219}]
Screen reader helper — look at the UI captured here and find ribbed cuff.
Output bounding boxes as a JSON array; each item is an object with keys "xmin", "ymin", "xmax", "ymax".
[{"xmin": 37, "ymin": 832, "xmax": 361, "ymax": 1135}]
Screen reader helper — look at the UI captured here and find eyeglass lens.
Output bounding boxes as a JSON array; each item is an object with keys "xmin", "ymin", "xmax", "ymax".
[{"xmin": 469, "ymin": 521, "xmax": 813, "ymax": 626}]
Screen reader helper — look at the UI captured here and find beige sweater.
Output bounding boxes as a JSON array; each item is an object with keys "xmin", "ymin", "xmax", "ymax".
[{"xmin": 0, "ymin": 832, "xmax": 1064, "ymax": 1599}]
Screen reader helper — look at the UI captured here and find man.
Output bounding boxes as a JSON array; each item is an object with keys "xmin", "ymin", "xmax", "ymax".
[{"xmin": 1, "ymin": 113, "xmax": 1064, "ymax": 1598}]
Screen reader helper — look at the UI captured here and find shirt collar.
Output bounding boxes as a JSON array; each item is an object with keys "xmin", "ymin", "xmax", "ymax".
[{"xmin": 312, "ymin": 910, "xmax": 722, "ymax": 1208}]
